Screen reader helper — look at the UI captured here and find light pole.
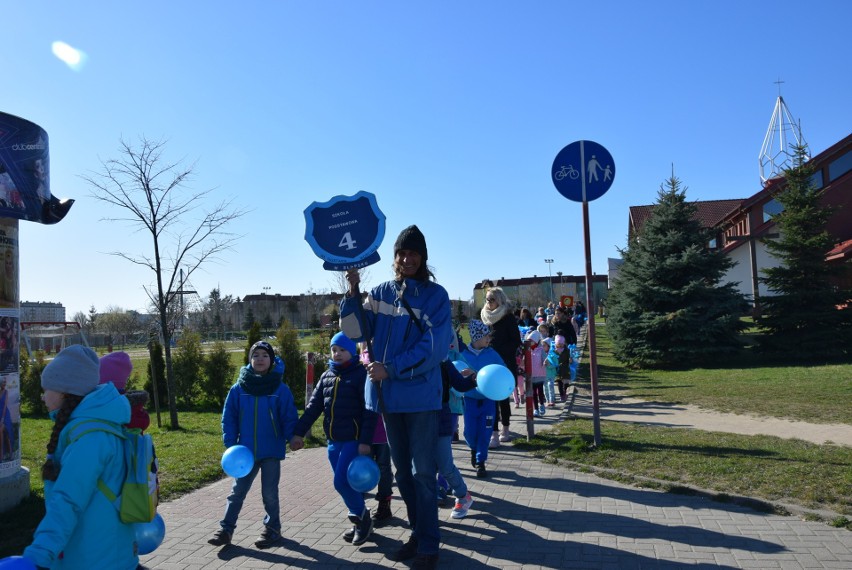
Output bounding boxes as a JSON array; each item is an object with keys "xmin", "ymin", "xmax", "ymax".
[
  {"xmin": 262, "ymin": 286, "xmax": 271, "ymax": 295},
  {"xmin": 556, "ymin": 271, "xmax": 564, "ymax": 303},
  {"xmin": 544, "ymin": 259, "xmax": 554, "ymax": 303}
]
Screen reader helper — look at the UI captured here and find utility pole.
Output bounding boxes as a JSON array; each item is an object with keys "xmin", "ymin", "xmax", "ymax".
[{"xmin": 544, "ymin": 259, "xmax": 554, "ymax": 302}]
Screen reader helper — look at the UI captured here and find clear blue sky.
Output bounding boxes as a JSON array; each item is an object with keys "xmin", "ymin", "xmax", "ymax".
[{"xmin": 4, "ymin": 1, "xmax": 851, "ymax": 319}]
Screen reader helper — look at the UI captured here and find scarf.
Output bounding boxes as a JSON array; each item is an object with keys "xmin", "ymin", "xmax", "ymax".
[
  {"xmin": 480, "ymin": 302, "xmax": 508, "ymax": 326},
  {"xmin": 238, "ymin": 365, "xmax": 283, "ymax": 396}
]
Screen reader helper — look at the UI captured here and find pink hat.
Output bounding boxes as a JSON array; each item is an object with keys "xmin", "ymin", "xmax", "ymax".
[{"xmin": 99, "ymin": 351, "xmax": 133, "ymax": 393}]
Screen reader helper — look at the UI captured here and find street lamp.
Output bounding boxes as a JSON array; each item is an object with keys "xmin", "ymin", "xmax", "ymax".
[
  {"xmin": 544, "ymin": 259, "xmax": 554, "ymax": 302},
  {"xmin": 556, "ymin": 271, "xmax": 564, "ymax": 301},
  {"xmin": 262, "ymin": 286, "xmax": 271, "ymax": 295}
]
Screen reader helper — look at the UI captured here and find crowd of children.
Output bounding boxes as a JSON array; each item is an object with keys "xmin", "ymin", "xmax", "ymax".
[{"xmin": 13, "ymin": 300, "xmax": 582, "ymax": 567}]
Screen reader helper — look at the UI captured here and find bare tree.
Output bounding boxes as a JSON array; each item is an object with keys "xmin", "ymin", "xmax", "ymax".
[
  {"xmin": 328, "ymin": 267, "xmax": 372, "ymax": 295},
  {"xmin": 97, "ymin": 306, "xmax": 140, "ymax": 348},
  {"xmin": 83, "ymin": 137, "xmax": 245, "ymax": 428}
]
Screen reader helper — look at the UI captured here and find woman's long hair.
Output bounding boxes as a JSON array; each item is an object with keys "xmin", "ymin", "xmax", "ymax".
[
  {"xmin": 393, "ymin": 259, "xmax": 436, "ymax": 283},
  {"xmin": 41, "ymin": 394, "xmax": 84, "ymax": 482}
]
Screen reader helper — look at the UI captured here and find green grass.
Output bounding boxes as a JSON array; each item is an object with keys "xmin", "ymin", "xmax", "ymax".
[
  {"xmin": 591, "ymin": 321, "xmax": 852, "ymax": 424},
  {"xmin": 514, "ymin": 419, "xmax": 852, "ymax": 519}
]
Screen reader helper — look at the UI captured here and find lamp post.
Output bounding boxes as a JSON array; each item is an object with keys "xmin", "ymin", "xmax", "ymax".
[
  {"xmin": 556, "ymin": 271, "xmax": 564, "ymax": 302},
  {"xmin": 544, "ymin": 259, "xmax": 554, "ymax": 302}
]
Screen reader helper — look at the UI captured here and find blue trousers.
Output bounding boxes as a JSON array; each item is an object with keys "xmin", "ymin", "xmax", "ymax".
[
  {"xmin": 437, "ymin": 434, "xmax": 467, "ymax": 499},
  {"xmin": 328, "ymin": 440, "xmax": 365, "ymax": 516},
  {"xmin": 384, "ymin": 411, "xmax": 440, "ymax": 555},
  {"xmin": 221, "ymin": 457, "xmax": 281, "ymax": 533},
  {"xmin": 463, "ymin": 398, "xmax": 493, "ymax": 465}
]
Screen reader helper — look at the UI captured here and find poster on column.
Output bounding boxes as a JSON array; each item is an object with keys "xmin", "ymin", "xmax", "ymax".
[
  {"xmin": 0, "ymin": 219, "xmax": 19, "ymax": 476},
  {"xmin": 0, "ymin": 111, "xmax": 73, "ymax": 224}
]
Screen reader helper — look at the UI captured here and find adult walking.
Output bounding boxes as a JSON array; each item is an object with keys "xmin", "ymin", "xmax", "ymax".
[
  {"xmin": 480, "ymin": 286, "xmax": 521, "ymax": 446},
  {"xmin": 341, "ymin": 224, "xmax": 452, "ymax": 570}
]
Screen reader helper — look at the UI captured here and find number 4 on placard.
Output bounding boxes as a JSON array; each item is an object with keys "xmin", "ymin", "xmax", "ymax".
[{"xmin": 339, "ymin": 232, "xmax": 357, "ymax": 251}]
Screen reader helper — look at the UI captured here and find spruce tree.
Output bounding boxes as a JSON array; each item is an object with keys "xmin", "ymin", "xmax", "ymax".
[
  {"xmin": 607, "ymin": 176, "xmax": 747, "ymax": 368},
  {"xmin": 757, "ymin": 145, "xmax": 852, "ymax": 359}
]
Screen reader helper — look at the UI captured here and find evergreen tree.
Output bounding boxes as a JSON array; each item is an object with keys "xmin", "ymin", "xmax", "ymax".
[
  {"xmin": 243, "ymin": 308, "xmax": 256, "ymax": 331},
  {"xmin": 243, "ymin": 321, "xmax": 262, "ymax": 364},
  {"xmin": 276, "ymin": 319, "xmax": 308, "ymax": 408},
  {"xmin": 607, "ymin": 176, "xmax": 747, "ymax": 367},
  {"xmin": 203, "ymin": 341, "xmax": 236, "ymax": 407},
  {"xmin": 172, "ymin": 331, "xmax": 204, "ymax": 407},
  {"xmin": 757, "ymin": 145, "xmax": 852, "ymax": 359},
  {"xmin": 145, "ymin": 340, "xmax": 167, "ymax": 417}
]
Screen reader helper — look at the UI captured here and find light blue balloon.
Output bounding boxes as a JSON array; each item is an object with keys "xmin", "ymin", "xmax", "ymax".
[
  {"xmin": 221, "ymin": 444, "xmax": 254, "ymax": 478},
  {"xmin": 134, "ymin": 513, "xmax": 166, "ymax": 555},
  {"xmin": 0, "ymin": 556, "xmax": 36, "ymax": 570},
  {"xmin": 347, "ymin": 455, "xmax": 380, "ymax": 493},
  {"xmin": 476, "ymin": 364, "xmax": 515, "ymax": 400}
]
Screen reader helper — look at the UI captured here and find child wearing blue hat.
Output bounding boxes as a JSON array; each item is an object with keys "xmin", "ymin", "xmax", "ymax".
[{"xmin": 290, "ymin": 332, "xmax": 378, "ymax": 546}]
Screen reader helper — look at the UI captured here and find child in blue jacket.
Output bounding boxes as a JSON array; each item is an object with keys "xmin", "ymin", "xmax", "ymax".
[
  {"xmin": 290, "ymin": 332, "xmax": 378, "ymax": 546},
  {"xmin": 460, "ymin": 320, "xmax": 505, "ymax": 478},
  {"xmin": 22, "ymin": 345, "xmax": 137, "ymax": 570},
  {"xmin": 209, "ymin": 341, "xmax": 298, "ymax": 549}
]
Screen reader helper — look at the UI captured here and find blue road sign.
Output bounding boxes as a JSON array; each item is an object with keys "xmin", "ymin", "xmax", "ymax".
[
  {"xmin": 304, "ymin": 191, "xmax": 386, "ymax": 271},
  {"xmin": 551, "ymin": 140, "xmax": 615, "ymax": 202}
]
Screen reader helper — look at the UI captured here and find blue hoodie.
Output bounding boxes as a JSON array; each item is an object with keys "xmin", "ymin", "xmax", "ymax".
[
  {"xmin": 24, "ymin": 384, "xmax": 137, "ymax": 570},
  {"xmin": 340, "ymin": 277, "xmax": 452, "ymax": 413}
]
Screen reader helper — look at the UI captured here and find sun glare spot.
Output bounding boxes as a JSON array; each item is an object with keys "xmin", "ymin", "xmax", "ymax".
[{"xmin": 51, "ymin": 41, "xmax": 88, "ymax": 71}]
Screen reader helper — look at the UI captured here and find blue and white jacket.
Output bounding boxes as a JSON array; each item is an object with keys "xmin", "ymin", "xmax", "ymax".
[
  {"xmin": 24, "ymin": 384, "xmax": 137, "ymax": 570},
  {"xmin": 222, "ymin": 365, "xmax": 298, "ymax": 460},
  {"xmin": 340, "ymin": 277, "xmax": 452, "ymax": 413}
]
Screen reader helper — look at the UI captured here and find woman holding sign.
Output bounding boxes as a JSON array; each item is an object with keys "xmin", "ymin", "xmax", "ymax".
[{"xmin": 341, "ymin": 225, "xmax": 452, "ymax": 570}]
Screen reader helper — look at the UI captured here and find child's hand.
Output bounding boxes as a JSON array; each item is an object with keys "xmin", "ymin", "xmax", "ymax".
[
  {"xmin": 358, "ymin": 443, "xmax": 371, "ymax": 456},
  {"xmin": 289, "ymin": 435, "xmax": 304, "ymax": 451}
]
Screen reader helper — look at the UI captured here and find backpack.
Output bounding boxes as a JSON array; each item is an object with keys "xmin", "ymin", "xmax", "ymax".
[{"xmin": 64, "ymin": 419, "xmax": 159, "ymax": 524}]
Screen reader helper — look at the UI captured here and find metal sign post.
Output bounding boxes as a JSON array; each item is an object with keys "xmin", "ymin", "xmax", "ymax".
[{"xmin": 551, "ymin": 140, "xmax": 616, "ymax": 447}]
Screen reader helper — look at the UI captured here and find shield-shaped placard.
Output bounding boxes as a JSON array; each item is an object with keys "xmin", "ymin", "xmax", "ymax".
[{"xmin": 304, "ymin": 191, "xmax": 386, "ymax": 271}]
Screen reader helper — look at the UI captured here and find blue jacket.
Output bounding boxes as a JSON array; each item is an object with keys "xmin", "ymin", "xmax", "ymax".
[
  {"xmin": 24, "ymin": 384, "xmax": 137, "ymax": 570},
  {"xmin": 458, "ymin": 346, "xmax": 505, "ymax": 401},
  {"xmin": 340, "ymin": 277, "xmax": 452, "ymax": 413},
  {"xmin": 294, "ymin": 359, "xmax": 378, "ymax": 445},
  {"xmin": 222, "ymin": 365, "xmax": 298, "ymax": 460}
]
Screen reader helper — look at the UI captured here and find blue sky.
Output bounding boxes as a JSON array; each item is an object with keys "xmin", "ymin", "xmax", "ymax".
[{"xmin": 4, "ymin": 1, "xmax": 851, "ymax": 319}]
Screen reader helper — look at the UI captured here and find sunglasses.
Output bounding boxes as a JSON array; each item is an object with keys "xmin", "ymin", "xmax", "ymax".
[{"xmin": 485, "ymin": 297, "xmax": 497, "ymax": 303}]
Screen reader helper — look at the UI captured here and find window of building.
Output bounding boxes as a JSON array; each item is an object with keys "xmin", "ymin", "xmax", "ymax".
[
  {"xmin": 763, "ymin": 198, "xmax": 784, "ymax": 223},
  {"xmin": 708, "ymin": 238, "xmax": 717, "ymax": 249},
  {"xmin": 810, "ymin": 170, "xmax": 824, "ymax": 189},
  {"xmin": 828, "ymin": 150, "xmax": 852, "ymax": 182}
]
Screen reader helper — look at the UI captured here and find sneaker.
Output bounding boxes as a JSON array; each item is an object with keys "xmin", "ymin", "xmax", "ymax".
[
  {"xmin": 470, "ymin": 449, "xmax": 477, "ymax": 468},
  {"xmin": 391, "ymin": 535, "xmax": 419, "ymax": 562},
  {"xmin": 412, "ymin": 553, "xmax": 440, "ymax": 569},
  {"xmin": 476, "ymin": 462, "xmax": 487, "ymax": 478},
  {"xmin": 546, "ymin": 402, "xmax": 555, "ymax": 408},
  {"xmin": 350, "ymin": 510, "xmax": 373, "ymax": 546},
  {"xmin": 207, "ymin": 528, "xmax": 232, "ymax": 546},
  {"xmin": 498, "ymin": 427, "xmax": 511, "ymax": 442},
  {"xmin": 342, "ymin": 526, "xmax": 356, "ymax": 542},
  {"xmin": 533, "ymin": 409, "xmax": 540, "ymax": 417},
  {"xmin": 539, "ymin": 405, "xmax": 546, "ymax": 416},
  {"xmin": 451, "ymin": 492, "xmax": 474, "ymax": 519},
  {"xmin": 254, "ymin": 527, "xmax": 281, "ymax": 549},
  {"xmin": 488, "ymin": 433, "xmax": 500, "ymax": 449},
  {"xmin": 371, "ymin": 498, "xmax": 392, "ymax": 527}
]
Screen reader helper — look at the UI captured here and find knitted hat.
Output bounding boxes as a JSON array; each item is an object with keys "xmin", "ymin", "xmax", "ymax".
[
  {"xmin": 525, "ymin": 330, "xmax": 542, "ymax": 345},
  {"xmin": 468, "ymin": 319, "xmax": 491, "ymax": 345},
  {"xmin": 99, "ymin": 351, "xmax": 133, "ymax": 393},
  {"xmin": 330, "ymin": 331, "xmax": 357, "ymax": 357},
  {"xmin": 250, "ymin": 341, "xmax": 275, "ymax": 362},
  {"xmin": 41, "ymin": 345, "xmax": 100, "ymax": 396},
  {"xmin": 393, "ymin": 225, "xmax": 428, "ymax": 261},
  {"xmin": 555, "ymin": 334, "xmax": 566, "ymax": 347}
]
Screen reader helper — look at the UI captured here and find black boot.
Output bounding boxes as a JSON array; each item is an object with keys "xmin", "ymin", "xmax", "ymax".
[
  {"xmin": 350, "ymin": 509, "xmax": 374, "ymax": 546},
  {"xmin": 371, "ymin": 497, "xmax": 392, "ymax": 527}
]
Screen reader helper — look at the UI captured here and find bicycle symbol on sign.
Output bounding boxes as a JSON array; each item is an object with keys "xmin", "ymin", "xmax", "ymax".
[{"xmin": 554, "ymin": 165, "xmax": 579, "ymax": 181}]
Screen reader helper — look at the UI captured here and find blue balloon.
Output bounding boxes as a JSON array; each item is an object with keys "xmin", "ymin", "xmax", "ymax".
[
  {"xmin": 134, "ymin": 513, "xmax": 166, "ymax": 555},
  {"xmin": 221, "ymin": 445, "xmax": 254, "ymax": 478},
  {"xmin": 452, "ymin": 360, "xmax": 468, "ymax": 373},
  {"xmin": 347, "ymin": 455, "xmax": 380, "ymax": 493},
  {"xmin": 476, "ymin": 364, "xmax": 515, "ymax": 400},
  {"xmin": 0, "ymin": 556, "xmax": 36, "ymax": 570}
]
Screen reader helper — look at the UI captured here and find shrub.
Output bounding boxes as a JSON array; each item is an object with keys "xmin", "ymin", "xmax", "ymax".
[
  {"xmin": 172, "ymin": 331, "xmax": 204, "ymax": 407},
  {"xmin": 203, "ymin": 341, "xmax": 236, "ymax": 407}
]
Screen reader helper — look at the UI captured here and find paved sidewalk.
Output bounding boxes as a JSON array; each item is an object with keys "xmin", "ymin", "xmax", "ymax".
[{"xmin": 142, "ymin": 407, "xmax": 852, "ymax": 569}]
